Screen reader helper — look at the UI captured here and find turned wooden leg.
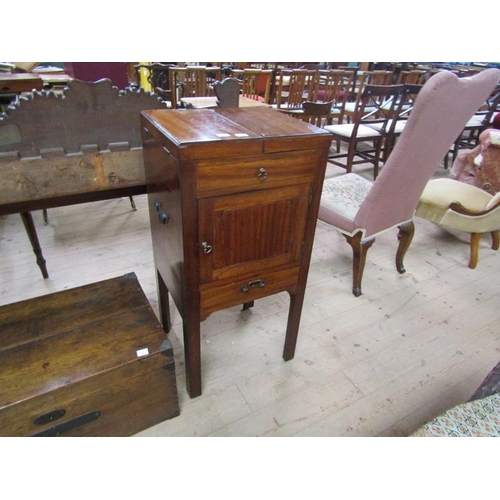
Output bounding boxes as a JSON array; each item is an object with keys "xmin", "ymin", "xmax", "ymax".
[
  {"xmin": 396, "ymin": 220, "xmax": 415, "ymax": 274},
  {"xmin": 344, "ymin": 232, "xmax": 375, "ymax": 297},
  {"xmin": 157, "ymin": 270, "xmax": 171, "ymax": 333},
  {"xmin": 129, "ymin": 196, "xmax": 137, "ymax": 211},
  {"xmin": 20, "ymin": 212, "xmax": 49, "ymax": 279},
  {"xmin": 469, "ymin": 233, "xmax": 481, "ymax": 269},
  {"xmin": 491, "ymin": 230, "xmax": 499, "ymax": 251}
]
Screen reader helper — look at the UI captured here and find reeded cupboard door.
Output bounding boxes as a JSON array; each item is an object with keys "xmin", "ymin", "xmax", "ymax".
[{"xmin": 198, "ymin": 184, "xmax": 310, "ymax": 283}]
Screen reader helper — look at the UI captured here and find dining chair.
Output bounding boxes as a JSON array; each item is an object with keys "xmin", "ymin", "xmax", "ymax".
[
  {"xmin": 168, "ymin": 65, "xmax": 221, "ymax": 108},
  {"xmin": 365, "ymin": 83, "xmax": 424, "ymax": 163},
  {"xmin": 415, "ymin": 178, "xmax": 500, "ymax": 269},
  {"xmin": 318, "ymin": 68, "xmax": 500, "ymax": 297},
  {"xmin": 341, "ymin": 70, "xmax": 394, "ymax": 124},
  {"xmin": 324, "ymin": 84, "xmax": 408, "ymax": 178},
  {"xmin": 133, "ymin": 63, "xmax": 175, "ymax": 103},
  {"xmin": 337, "ymin": 66, "xmax": 359, "ymax": 102},
  {"xmin": 273, "ymin": 68, "xmax": 319, "ymax": 110},
  {"xmin": 396, "ymin": 69, "xmax": 428, "ymax": 85},
  {"xmin": 230, "ymin": 68, "xmax": 273, "ymax": 103},
  {"xmin": 315, "ymin": 69, "xmax": 354, "ymax": 124}
]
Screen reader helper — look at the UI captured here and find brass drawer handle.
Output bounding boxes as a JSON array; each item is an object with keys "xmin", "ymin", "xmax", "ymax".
[
  {"xmin": 257, "ymin": 167, "xmax": 268, "ymax": 181},
  {"xmin": 201, "ymin": 242, "xmax": 212, "ymax": 254},
  {"xmin": 240, "ymin": 279, "xmax": 266, "ymax": 293}
]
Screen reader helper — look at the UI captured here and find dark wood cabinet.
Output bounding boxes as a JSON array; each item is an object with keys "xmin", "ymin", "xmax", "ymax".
[{"xmin": 140, "ymin": 107, "xmax": 332, "ymax": 397}]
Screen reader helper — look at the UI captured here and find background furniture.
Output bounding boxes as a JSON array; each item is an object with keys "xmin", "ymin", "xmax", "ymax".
[
  {"xmin": 325, "ymin": 83, "xmax": 408, "ymax": 178},
  {"xmin": 230, "ymin": 68, "xmax": 273, "ymax": 104},
  {"xmin": 341, "ymin": 70, "xmax": 394, "ymax": 123},
  {"xmin": 66, "ymin": 62, "xmax": 132, "ymax": 89},
  {"xmin": 132, "ymin": 62, "xmax": 175, "ymax": 103},
  {"xmin": 141, "ymin": 106, "xmax": 332, "ymax": 398},
  {"xmin": 450, "ymin": 128, "xmax": 500, "ymax": 194},
  {"xmin": 446, "ymin": 83, "xmax": 500, "ymax": 167},
  {"xmin": 318, "ymin": 69, "xmax": 500, "ymax": 296},
  {"xmin": 273, "ymin": 68, "xmax": 318, "ymax": 110},
  {"xmin": 168, "ymin": 65, "xmax": 221, "ymax": 108},
  {"xmin": 0, "ymin": 78, "xmax": 166, "ymax": 278},
  {"xmin": 0, "ymin": 273, "xmax": 180, "ymax": 436}
]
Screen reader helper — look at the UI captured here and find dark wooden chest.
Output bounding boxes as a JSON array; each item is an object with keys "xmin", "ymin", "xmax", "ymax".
[{"xmin": 0, "ymin": 273, "xmax": 179, "ymax": 436}]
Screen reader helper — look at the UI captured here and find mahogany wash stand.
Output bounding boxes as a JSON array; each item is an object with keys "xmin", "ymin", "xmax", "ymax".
[{"xmin": 141, "ymin": 106, "xmax": 332, "ymax": 397}]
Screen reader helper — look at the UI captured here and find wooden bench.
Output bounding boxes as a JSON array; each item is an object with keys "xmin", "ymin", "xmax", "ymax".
[{"xmin": 0, "ymin": 78, "xmax": 166, "ymax": 278}]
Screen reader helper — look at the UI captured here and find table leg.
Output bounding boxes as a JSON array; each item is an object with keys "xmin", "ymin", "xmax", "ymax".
[{"xmin": 20, "ymin": 212, "xmax": 49, "ymax": 279}]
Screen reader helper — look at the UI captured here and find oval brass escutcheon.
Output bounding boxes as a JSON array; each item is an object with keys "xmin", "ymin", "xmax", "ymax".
[{"xmin": 257, "ymin": 167, "xmax": 268, "ymax": 181}]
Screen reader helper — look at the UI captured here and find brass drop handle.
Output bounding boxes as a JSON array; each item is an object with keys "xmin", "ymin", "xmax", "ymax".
[
  {"xmin": 240, "ymin": 279, "xmax": 266, "ymax": 293},
  {"xmin": 257, "ymin": 167, "xmax": 268, "ymax": 181},
  {"xmin": 201, "ymin": 242, "xmax": 213, "ymax": 254},
  {"xmin": 154, "ymin": 201, "xmax": 170, "ymax": 225}
]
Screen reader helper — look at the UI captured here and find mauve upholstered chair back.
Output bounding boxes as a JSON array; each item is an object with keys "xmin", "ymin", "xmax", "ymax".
[{"xmin": 355, "ymin": 68, "xmax": 500, "ymax": 238}]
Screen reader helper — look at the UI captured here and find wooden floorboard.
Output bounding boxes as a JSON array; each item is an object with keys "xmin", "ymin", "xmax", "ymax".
[{"xmin": 1, "ymin": 162, "xmax": 499, "ymax": 437}]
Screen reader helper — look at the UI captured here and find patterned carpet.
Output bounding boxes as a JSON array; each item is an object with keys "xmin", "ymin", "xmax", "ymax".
[{"xmin": 411, "ymin": 361, "xmax": 500, "ymax": 437}]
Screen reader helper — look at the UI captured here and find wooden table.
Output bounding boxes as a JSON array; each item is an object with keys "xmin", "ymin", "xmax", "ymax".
[
  {"xmin": 141, "ymin": 106, "xmax": 332, "ymax": 397},
  {"xmin": 180, "ymin": 95, "xmax": 269, "ymax": 108},
  {"xmin": 0, "ymin": 73, "xmax": 43, "ymax": 94}
]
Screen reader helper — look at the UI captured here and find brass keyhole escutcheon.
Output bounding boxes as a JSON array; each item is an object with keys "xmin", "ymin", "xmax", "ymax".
[{"xmin": 257, "ymin": 167, "xmax": 268, "ymax": 181}]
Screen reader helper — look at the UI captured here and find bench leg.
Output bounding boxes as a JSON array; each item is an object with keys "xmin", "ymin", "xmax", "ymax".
[{"xmin": 21, "ymin": 212, "xmax": 49, "ymax": 279}]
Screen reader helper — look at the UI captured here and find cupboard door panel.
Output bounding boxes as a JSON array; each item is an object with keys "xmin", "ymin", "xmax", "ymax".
[{"xmin": 198, "ymin": 184, "xmax": 310, "ymax": 283}]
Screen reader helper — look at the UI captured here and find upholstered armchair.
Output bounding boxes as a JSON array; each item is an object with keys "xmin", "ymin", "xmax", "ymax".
[
  {"xmin": 318, "ymin": 68, "xmax": 500, "ymax": 296},
  {"xmin": 415, "ymin": 179, "xmax": 500, "ymax": 269}
]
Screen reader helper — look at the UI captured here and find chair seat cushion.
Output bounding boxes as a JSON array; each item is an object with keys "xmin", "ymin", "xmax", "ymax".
[
  {"xmin": 319, "ymin": 173, "xmax": 373, "ymax": 232},
  {"xmin": 324, "ymin": 123, "xmax": 381, "ymax": 138},
  {"xmin": 410, "ymin": 392, "xmax": 500, "ymax": 437},
  {"xmin": 466, "ymin": 115, "xmax": 485, "ymax": 127},
  {"xmin": 366, "ymin": 119, "xmax": 407, "ymax": 134},
  {"xmin": 343, "ymin": 103, "xmax": 376, "ymax": 115}
]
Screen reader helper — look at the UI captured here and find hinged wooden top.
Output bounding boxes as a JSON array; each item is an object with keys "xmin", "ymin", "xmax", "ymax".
[
  {"xmin": 141, "ymin": 107, "xmax": 332, "ymax": 160},
  {"xmin": 0, "ymin": 273, "xmax": 171, "ymax": 409}
]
